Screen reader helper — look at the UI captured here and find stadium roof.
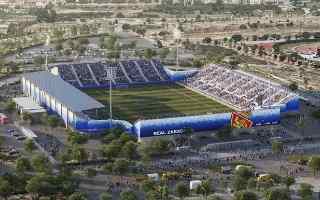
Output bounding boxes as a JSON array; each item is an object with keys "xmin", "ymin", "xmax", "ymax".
[{"xmin": 23, "ymin": 71, "xmax": 104, "ymax": 112}]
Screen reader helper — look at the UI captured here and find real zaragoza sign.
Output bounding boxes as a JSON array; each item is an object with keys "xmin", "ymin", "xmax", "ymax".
[{"xmin": 153, "ymin": 129, "xmax": 184, "ymax": 136}]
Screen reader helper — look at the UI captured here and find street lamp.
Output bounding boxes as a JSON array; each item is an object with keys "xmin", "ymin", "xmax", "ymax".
[{"xmin": 104, "ymin": 63, "xmax": 117, "ymax": 130}]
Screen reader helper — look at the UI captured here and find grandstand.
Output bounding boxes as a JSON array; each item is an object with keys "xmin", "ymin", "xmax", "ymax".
[
  {"xmin": 50, "ymin": 59, "xmax": 171, "ymax": 88},
  {"xmin": 22, "ymin": 60, "xmax": 299, "ymax": 137},
  {"xmin": 183, "ymin": 64, "xmax": 296, "ymax": 111}
]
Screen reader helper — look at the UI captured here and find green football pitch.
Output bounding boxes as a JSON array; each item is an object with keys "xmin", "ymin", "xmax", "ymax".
[{"xmin": 84, "ymin": 84, "xmax": 232, "ymax": 122}]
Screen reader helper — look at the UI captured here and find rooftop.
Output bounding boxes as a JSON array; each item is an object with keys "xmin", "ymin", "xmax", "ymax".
[{"xmin": 22, "ymin": 71, "xmax": 104, "ymax": 112}]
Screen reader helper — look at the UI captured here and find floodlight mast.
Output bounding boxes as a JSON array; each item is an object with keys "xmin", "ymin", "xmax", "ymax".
[{"xmin": 104, "ymin": 64, "xmax": 117, "ymax": 130}]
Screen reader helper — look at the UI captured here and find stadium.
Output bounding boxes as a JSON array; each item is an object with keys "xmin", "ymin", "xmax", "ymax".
[{"xmin": 21, "ymin": 59, "xmax": 299, "ymax": 139}]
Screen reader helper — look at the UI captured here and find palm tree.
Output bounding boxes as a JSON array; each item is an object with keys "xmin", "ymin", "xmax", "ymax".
[{"xmin": 159, "ymin": 185, "xmax": 169, "ymax": 200}]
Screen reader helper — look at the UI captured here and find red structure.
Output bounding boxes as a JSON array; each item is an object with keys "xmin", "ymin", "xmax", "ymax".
[
  {"xmin": 231, "ymin": 112, "xmax": 253, "ymax": 128},
  {"xmin": 0, "ymin": 113, "xmax": 9, "ymax": 125}
]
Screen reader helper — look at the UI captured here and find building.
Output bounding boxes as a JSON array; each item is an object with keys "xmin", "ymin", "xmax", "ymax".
[{"xmin": 21, "ymin": 71, "xmax": 105, "ymax": 128}]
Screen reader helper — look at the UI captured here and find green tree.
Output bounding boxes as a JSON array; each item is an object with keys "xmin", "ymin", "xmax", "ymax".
[
  {"xmin": 121, "ymin": 141, "xmax": 137, "ymax": 160},
  {"xmin": 67, "ymin": 131, "xmax": 88, "ymax": 145},
  {"xmin": 105, "ymin": 35, "xmax": 118, "ymax": 50},
  {"xmin": 159, "ymin": 185, "xmax": 169, "ymax": 200},
  {"xmin": 235, "ymin": 166, "xmax": 254, "ymax": 180},
  {"xmin": 86, "ymin": 168, "xmax": 97, "ymax": 178},
  {"xmin": 0, "ymin": 178, "xmax": 11, "ymax": 200},
  {"xmin": 47, "ymin": 115, "xmax": 59, "ymax": 127},
  {"xmin": 24, "ymin": 139, "xmax": 36, "ymax": 153},
  {"xmin": 5, "ymin": 101, "xmax": 16, "ymax": 113},
  {"xmin": 120, "ymin": 190, "xmax": 138, "ymax": 200},
  {"xmin": 136, "ymin": 29, "xmax": 146, "ymax": 37},
  {"xmin": 247, "ymin": 178, "xmax": 257, "ymax": 190},
  {"xmin": 271, "ymin": 141, "xmax": 284, "ymax": 155},
  {"xmin": 113, "ymin": 158, "xmax": 130, "ymax": 174},
  {"xmin": 288, "ymin": 82, "xmax": 298, "ymax": 91},
  {"xmin": 196, "ymin": 180, "xmax": 212, "ymax": 200},
  {"xmin": 176, "ymin": 182, "xmax": 190, "ymax": 199},
  {"xmin": 25, "ymin": 174, "xmax": 57, "ymax": 200},
  {"xmin": 144, "ymin": 48, "xmax": 157, "ymax": 59},
  {"xmin": 203, "ymin": 37, "xmax": 212, "ymax": 44},
  {"xmin": 283, "ymin": 176, "xmax": 295, "ymax": 189},
  {"xmin": 101, "ymin": 140, "xmax": 121, "ymax": 159},
  {"xmin": 231, "ymin": 34, "xmax": 242, "ymax": 42},
  {"xmin": 308, "ymin": 156, "xmax": 320, "ymax": 176},
  {"xmin": 234, "ymin": 190, "xmax": 258, "ymax": 200},
  {"xmin": 100, "ymin": 192, "xmax": 112, "ymax": 200},
  {"xmin": 146, "ymin": 190, "xmax": 161, "ymax": 200},
  {"xmin": 265, "ymin": 187, "xmax": 291, "ymax": 200},
  {"xmin": 71, "ymin": 145, "xmax": 88, "ymax": 163},
  {"xmin": 68, "ymin": 192, "xmax": 87, "ymax": 200},
  {"xmin": 159, "ymin": 48, "xmax": 170, "ymax": 60},
  {"xmin": 233, "ymin": 176, "xmax": 248, "ymax": 191},
  {"xmin": 298, "ymin": 183, "xmax": 313, "ymax": 200},
  {"xmin": 16, "ymin": 157, "xmax": 31, "ymax": 174},
  {"xmin": 141, "ymin": 179, "xmax": 157, "ymax": 193},
  {"xmin": 31, "ymin": 154, "xmax": 52, "ymax": 173}
]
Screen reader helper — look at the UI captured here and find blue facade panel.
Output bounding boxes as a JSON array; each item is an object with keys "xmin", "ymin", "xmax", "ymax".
[{"xmin": 134, "ymin": 108, "xmax": 281, "ymax": 138}]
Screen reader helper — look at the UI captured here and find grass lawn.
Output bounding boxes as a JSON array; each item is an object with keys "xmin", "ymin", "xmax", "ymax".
[{"xmin": 84, "ymin": 84, "xmax": 232, "ymax": 122}]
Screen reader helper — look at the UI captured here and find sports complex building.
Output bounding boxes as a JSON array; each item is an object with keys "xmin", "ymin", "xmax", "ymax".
[{"xmin": 21, "ymin": 59, "xmax": 299, "ymax": 139}]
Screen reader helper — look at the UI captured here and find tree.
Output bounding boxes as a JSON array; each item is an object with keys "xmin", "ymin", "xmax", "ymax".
[
  {"xmin": 136, "ymin": 29, "xmax": 146, "ymax": 37},
  {"xmin": 159, "ymin": 185, "xmax": 169, "ymax": 200},
  {"xmin": 308, "ymin": 156, "xmax": 320, "ymax": 176},
  {"xmin": 159, "ymin": 48, "xmax": 170, "ymax": 60},
  {"xmin": 121, "ymin": 141, "xmax": 137, "ymax": 159},
  {"xmin": 298, "ymin": 183, "xmax": 313, "ymax": 200},
  {"xmin": 196, "ymin": 180, "xmax": 212, "ymax": 200},
  {"xmin": 209, "ymin": 195, "xmax": 223, "ymax": 200},
  {"xmin": 47, "ymin": 115, "xmax": 59, "ymax": 127},
  {"xmin": 0, "ymin": 178, "xmax": 11, "ymax": 200},
  {"xmin": 24, "ymin": 139, "xmax": 36, "ymax": 153},
  {"xmin": 100, "ymin": 192, "xmax": 112, "ymax": 200},
  {"xmin": 68, "ymin": 192, "xmax": 87, "ymax": 200},
  {"xmin": 235, "ymin": 166, "xmax": 254, "ymax": 180},
  {"xmin": 288, "ymin": 82, "xmax": 298, "ymax": 91},
  {"xmin": 283, "ymin": 176, "xmax": 295, "ymax": 189},
  {"xmin": 101, "ymin": 140, "xmax": 121, "ymax": 159},
  {"xmin": 25, "ymin": 174, "xmax": 58, "ymax": 200},
  {"xmin": 141, "ymin": 179, "xmax": 157, "ymax": 193},
  {"xmin": 105, "ymin": 35, "xmax": 117, "ymax": 50},
  {"xmin": 5, "ymin": 101, "xmax": 16, "ymax": 113},
  {"xmin": 67, "ymin": 131, "xmax": 88, "ymax": 145},
  {"xmin": 146, "ymin": 190, "xmax": 161, "ymax": 200},
  {"xmin": 231, "ymin": 34, "xmax": 242, "ymax": 42},
  {"xmin": 113, "ymin": 158, "xmax": 130, "ymax": 174},
  {"xmin": 122, "ymin": 23, "xmax": 131, "ymax": 30},
  {"xmin": 144, "ymin": 48, "xmax": 157, "ymax": 59},
  {"xmin": 120, "ymin": 190, "xmax": 138, "ymax": 200},
  {"xmin": 31, "ymin": 154, "xmax": 52, "ymax": 173},
  {"xmin": 71, "ymin": 145, "xmax": 88, "ymax": 163},
  {"xmin": 233, "ymin": 176, "xmax": 247, "ymax": 191},
  {"xmin": 16, "ymin": 157, "xmax": 31, "ymax": 174},
  {"xmin": 176, "ymin": 182, "xmax": 190, "ymax": 199},
  {"xmin": 55, "ymin": 42, "xmax": 63, "ymax": 51},
  {"xmin": 247, "ymin": 178, "xmax": 257, "ymax": 190},
  {"xmin": 203, "ymin": 37, "xmax": 212, "ymax": 44},
  {"xmin": 265, "ymin": 187, "xmax": 291, "ymax": 200},
  {"xmin": 234, "ymin": 190, "xmax": 258, "ymax": 200},
  {"xmin": 116, "ymin": 12, "xmax": 125, "ymax": 18},
  {"xmin": 86, "ymin": 168, "xmax": 97, "ymax": 178},
  {"xmin": 271, "ymin": 141, "xmax": 284, "ymax": 155}
]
